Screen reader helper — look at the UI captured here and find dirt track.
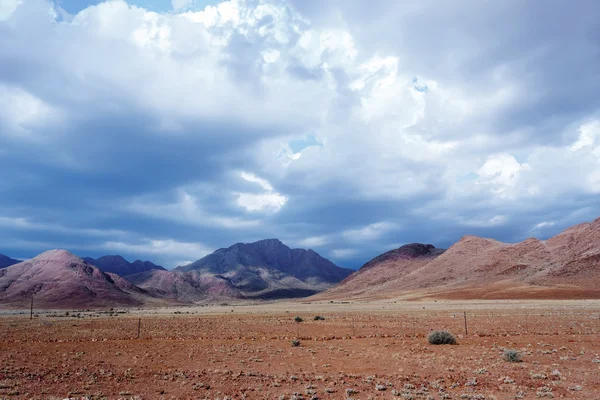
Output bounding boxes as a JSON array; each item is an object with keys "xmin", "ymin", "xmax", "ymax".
[{"xmin": 1, "ymin": 300, "xmax": 600, "ymax": 399}]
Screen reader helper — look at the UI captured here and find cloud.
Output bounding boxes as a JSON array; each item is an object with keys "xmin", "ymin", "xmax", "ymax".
[
  {"xmin": 240, "ymin": 171, "xmax": 274, "ymax": 191},
  {"xmin": 171, "ymin": 0, "xmax": 193, "ymax": 12},
  {"xmin": 0, "ymin": 0, "xmax": 599, "ymax": 268},
  {"xmin": 0, "ymin": 216, "xmax": 128, "ymax": 237},
  {"xmin": 476, "ymin": 154, "xmax": 531, "ymax": 198},
  {"xmin": 0, "ymin": 85, "xmax": 64, "ymax": 137},
  {"xmin": 459, "ymin": 215, "xmax": 507, "ymax": 228},
  {"xmin": 235, "ymin": 192, "xmax": 287, "ymax": 212},
  {"xmin": 103, "ymin": 238, "xmax": 212, "ymax": 268},
  {"xmin": 330, "ymin": 249, "xmax": 358, "ymax": 259},
  {"xmin": 296, "ymin": 235, "xmax": 329, "ymax": 248},
  {"xmin": 0, "ymin": 0, "xmax": 21, "ymax": 21},
  {"xmin": 236, "ymin": 171, "xmax": 287, "ymax": 212},
  {"xmin": 343, "ymin": 222, "xmax": 398, "ymax": 242},
  {"xmin": 126, "ymin": 189, "xmax": 261, "ymax": 229}
]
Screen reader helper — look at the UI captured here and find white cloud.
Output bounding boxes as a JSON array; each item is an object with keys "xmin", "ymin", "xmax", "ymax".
[
  {"xmin": 240, "ymin": 171, "xmax": 274, "ymax": 191},
  {"xmin": 297, "ymin": 235, "xmax": 329, "ymax": 248},
  {"xmin": 342, "ymin": 222, "xmax": 398, "ymax": 242},
  {"xmin": 533, "ymin": 221, "xmax": 555, "ymax": 230},
  {"xmin": 460, "ymin": 215, "xmax": 507, "ymax": 228},
  {"xmin": 127, "ymin": 190, "xmax": 261, "ymax": 229},
  {"xmin": 330, "ymin": 248, "xmax": 358, "ymax": 259},
  {"xmin": 0, "ymin": 85, "xmax": 64, "ymax": 137},
  {"xmin": 172, "ymin": 0, "xmax": 193, "ymax": 12},
  {"xmin": 0, "ymin": 216, "xmax": 128, "ymax": 237},
  {"xmin": 236, "ymin": 171, "xmax": 287, "ymax": 212},
  {"xmin": 571, "ymin": 120, "xmax": 600, "ymax": 153},
  {"xmin": 476, "ymin": 154, "xmax": 531, "ymax": 198},
  {"xmin": 104, "ymin": 238, "xmax": 212, "ymax": 264},
  {"xmin": 235, "ymin": 192, "xmax": 287, "ymax": 212},
  {"xmin": 0, "ymin": 0, "xmax": 21, "ymax": 21}
]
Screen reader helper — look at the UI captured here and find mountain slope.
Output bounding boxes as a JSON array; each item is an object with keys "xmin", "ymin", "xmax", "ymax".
[
  {"xmin": 0, "ymin": 250, "xmax": 157, "ymax": 308},
  {"xmin": 0, "ymin": 253, "xmax": 20, "ymax": 269},
  {"xmin": 175, "ymin": 239, "xmax": 353, "ymax": 299},
  {"xmin": 317, "ymin": 217, "xmax": 600, "ymax": 301},
  {"xmin": 83, "ymin": 255, "xmax": 166, "ymax": 276},
  {"xmin": 125, "ymin": 269, "xmax": 242, "ymax": 303},
  {"xmin": 313, "ymin": 243, "xmax": 445, "ymax": 300}
]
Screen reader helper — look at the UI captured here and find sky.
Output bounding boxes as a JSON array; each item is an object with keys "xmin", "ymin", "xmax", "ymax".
[{"xmin": 0, "ymin": 0, "xmax": 599, "ymax": 269}]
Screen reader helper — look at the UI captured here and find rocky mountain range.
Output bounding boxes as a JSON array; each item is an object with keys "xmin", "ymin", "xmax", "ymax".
[
  {"xmin": 2, "ymin": 217, "xmax": 600, "ymax": 308},
  {"xmin": 0, "ymin": 239, "xmax": 352, "ymax": 307},
  {"xmin": 129, "ymin": 239, "xmax": 354, "ymax": 302},
  {"xmin": 315, "ymin": 217, "xmax": 600, "ymax": 301}
]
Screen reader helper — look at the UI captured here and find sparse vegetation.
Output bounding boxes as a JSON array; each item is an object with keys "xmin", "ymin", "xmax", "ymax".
[
  {"xmin": 313, "ymin": 315, "xmax": 325, "ymax": 320},
  {"xmin": 503, "ymin": 349, "xmax": 522, "ymax": 362},
  {"xmin": 427, "ymin": 330, "xmax": 457, "ymax": 345},
  {"xmin": 291, "ymin": 340, "xmax": 300, "ymax": 347},
  {"xmin": 294, "ymin": 316, "xmax": 303, "ymax": 323}
]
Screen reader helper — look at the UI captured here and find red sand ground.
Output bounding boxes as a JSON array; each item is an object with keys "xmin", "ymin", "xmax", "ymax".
[{"xmin": 1, "ymin": 300, "xmax": 600, "ymax": 399}]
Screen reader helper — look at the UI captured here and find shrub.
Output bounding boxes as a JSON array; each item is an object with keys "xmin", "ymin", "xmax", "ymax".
[
  {"xmin": 291, "ymin": 340, "xmax": 300, "ymax": 347},
  {"xmin": 427, "ymin": 330, "xmax": 457, "ymax": 345},
  {"xmin": 294, "ymin": 316, "xmax": 303, "ymax": 323},
  {"xmin": 314, "ymin": 315, "xmax": 325, "ymax": 321},
  {"xmin": 503, "ymin": 349, "xmax": 522, "ymax": 362}
]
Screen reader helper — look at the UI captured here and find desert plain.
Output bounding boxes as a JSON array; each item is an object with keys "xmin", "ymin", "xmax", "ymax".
[{"xmin": 2, "ymin": 300, "xmax": 600, "ymax": 400}]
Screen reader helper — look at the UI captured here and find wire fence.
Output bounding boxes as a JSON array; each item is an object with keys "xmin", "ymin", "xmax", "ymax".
[{"xmin": 1, "ymin": 308, "xmax": 599, "ymax": 343}]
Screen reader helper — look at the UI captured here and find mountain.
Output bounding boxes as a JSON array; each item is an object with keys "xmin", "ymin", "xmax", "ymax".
[
  {"xmin": 0, "ymin": 253, "xmax": 20, "ymax": 269},
  {"xmin": 313, "ymin": 243, "xmax": 445, "ymax": 301},
  {"xmin": 316, "ymin": 217, "xmax": 600, "ymax": 301},
  {"xmin": 0, "ymin": 250, "xmax": 159, "ymax": 308},
  {"xmin": 126, "ymin": 269, "xmax": 242, "ymax": 303},
  {"xmin": 83, "ymin": 255, "xmax": 166, "ymax": 276},
  {"xmin": 174, "ymin": 239, "xmax": 353, "ymax": 299}
]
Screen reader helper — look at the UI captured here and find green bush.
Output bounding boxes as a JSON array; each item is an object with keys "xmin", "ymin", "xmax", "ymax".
[
  {"xmin": 313, "ymin": 315, "xmax": 325, "ymax": 321},
  {"xmin": 294, "ymin": 316, "xmax": 303, "ymax": 323},
  {"xmin": 503, "ymin": 349, "xmax": 522, "ymax": 362},
  {"xmin": 291, "ymin": 340, "xmax": 300, "ymax": 347},
  {"xmin": 427, "ymin": 330, "xmax": 457, "ymax": 345}
]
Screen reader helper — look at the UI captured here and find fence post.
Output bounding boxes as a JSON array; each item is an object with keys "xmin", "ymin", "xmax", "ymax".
[
  {"xmin": 463, "ymin": 312, "xmax": 468, "ymax": 336},
  {"xmin": 137, "ymin": 318, "xmax": 141, "ymax": 339}
]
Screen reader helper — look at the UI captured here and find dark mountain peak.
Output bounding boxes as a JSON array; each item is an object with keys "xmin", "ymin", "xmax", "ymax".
[
  {"xmin": 359, "ymin": 243, "xmax": 444, "ymax": 272},
  {"xmin": 130, "ymin": 260, "xmax": 166, "ymax": 273},
  {"xmin": 97, "ymin": 255, "xmax": 128, "ymax": 263},
  {"xmin": 253, "ymin": 238, "xmax": 285, "ymax": 246},
  {"xmin": 0, "ymin": 253, "xmax": 21, "ymax": 269},
  {"xmin": 243, "ymin": 238, "xmax": 288, "ymax": 253},
  {"xmin": 394, "ymin": 243, "xmax": 437, "ymax": 257},
  {"xmin": 174, "ymin": 239, "xmax": 353, "ymax": 297},
  {"xmin": 84, "ymin": 255, "xmax": 165, "ymax": 276}
]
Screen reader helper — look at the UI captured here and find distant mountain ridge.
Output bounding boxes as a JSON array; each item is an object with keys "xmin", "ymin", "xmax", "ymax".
[
  {"xmin": 0, "ymin": 250, "xmax": 160, "ymax": 308},
  {"xmin": 0, "ymin": 239, "xmax": 352, "ymax": 307},
  {"xmin": 0, "ymin": 253, "xmax": 20, "ymax": 269},
  {"xmin": 173, "ymin": 238, "xmax": 353, "ymax": 298},
  {"xmin": 315, "ymin": 243, "xmax": 445, "ymax": 300},
  {"xmin": 83, "ymin": 255, "xmax": 166, "ymax": 276},
  {"xmin": 7, "ymin": 216, "xmax": 600, "ymax": 307},
  {"xmin": 316, "ymin": 217, "xmax": 600, "ymax": 301}
]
